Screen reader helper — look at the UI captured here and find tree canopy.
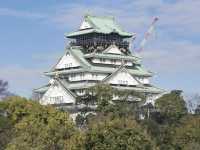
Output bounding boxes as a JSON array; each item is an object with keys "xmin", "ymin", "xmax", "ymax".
[
  {"xmin": 0, "ymin": 96, "xmax": 76, "ymax": 150},
  {"xmin": 155, "ymin": 90, "xmax": 188, "ymax": 124},
  {"xmin": 84, "ymin": 117, "xmax": 155, "ymax": 150},
  {"xmin": 0, "ymin": 86, "xmax": 200, "ymax": 150},
  {"xmin": 0, "ymin": 79, "xmax": 11, "ymax": 100}
]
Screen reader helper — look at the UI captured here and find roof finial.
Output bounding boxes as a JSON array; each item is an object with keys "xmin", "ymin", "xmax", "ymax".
[{"xmin": 84, "ymin": 10, "xmax": 92, "ymax": 18}]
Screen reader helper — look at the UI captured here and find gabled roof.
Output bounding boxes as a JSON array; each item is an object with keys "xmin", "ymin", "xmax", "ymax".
[
  {"xmin": 102, "ymin": 65, "xmax": 125, "ymax": 82},
  {"xmin": 45, "ymin": 46, "xmax": 152, "ymax": 77},
  {"xmin": 50, "ymin": 46, "xmax": 91, "ymax": 71},
  {"xmin": 102, "ymin": 44, "xmax": 123, "ymax": 55},
  {"xmin": 36, "ymin": 78, "xmax": 77, "ymax": 98},
  {"xmin": 112, "ymin": 85, "xmax": 165, "ymax": 94},
  {"xmin": 66, "ymin": 15, "xmax": 134, "ymax": 38},
  {"xmin": 56, "ymin": 79, "xmax": 77, "ymax": 98},
  {"xmin": 34, "ymin": 84, "xmax": 50, "ymax": 93},
  {"xmin": 102, "ymin": 65, "xmax": 142, "ymax": 85},
  {"xmin": 45, "ymin": 65, "xmax": 152, "ymax": 77},
  {"xmin": 69, "ymin": 46, "xmax": 91, "ymax": 68}
]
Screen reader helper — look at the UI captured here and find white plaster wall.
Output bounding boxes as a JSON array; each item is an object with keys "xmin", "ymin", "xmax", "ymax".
[
  {"xmin": 76, "ymin": 89, "xmax": 86, "ymax": 96},
  {"xmin": 143, "ymin": 78, "xmax": 150, "ymax": 84},
  {"xmin": 145, "ymin": 93, "xmax": 163, "ymax": 105},
  {"xmin": 108, "ymin": 71, "xmax": 139, "ymax": 85},
  {"xmin": 55, "ymin": 53, "xmax": 80, "ymax": 69},
  {"xmin": 40, "ymin": 84, "xmax": 75, "ymax": 105},
  {"xmin": 105, "ymin": 46, "xmax": 122, "ymax": 54},
  {"xmin": 137, "ymin": 77, "xmax": 150, "ymax": 84},
  {"xmin": 125, "ymin": 61, "xmax": 132, "ymax": 66},
  {"xmin": 92, "ymin": 58, "xmax": 132, "ymax": 66},
  {"xmin": 69, "ymin": 73, "xmax": 107, "ymax": 81}
]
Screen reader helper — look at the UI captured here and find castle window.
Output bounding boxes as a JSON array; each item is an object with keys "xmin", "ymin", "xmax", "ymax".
[
  {"xmin": 80, "ymin": 89, "xmax": 84, "ymax": 94},
  {"xmin": 65, "ymin": 63, "xmax": 72, "ymax": 68},
  {"xmin": 49, "ymin": 96, "xmax": 63, "ymax": 103},
  {"xmin": 100, "ymin": 58, "xmax": 106, "ymax": 63},
  {"xmin": 80, "ymin": 73, "xmax": 85, "ymax": 79},
  {"xmin": 70, "ymin": 73, "xmax": 76, "ymax": 79},
  {"xmin": 92, "ymin": 73, "xmax": 98, "ymax": 79},
  {"xmin": 111, "ymin": 59, "xmax": 116, "ymax": 64},
  {"xmin": 118, "ymin": 80, "xmax": 128, "ymax": 85}
]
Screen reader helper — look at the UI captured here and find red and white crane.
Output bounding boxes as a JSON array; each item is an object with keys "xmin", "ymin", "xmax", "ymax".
[{"xmin": 137, "ymin": 17, "xmax": 159, "ymax": 52}]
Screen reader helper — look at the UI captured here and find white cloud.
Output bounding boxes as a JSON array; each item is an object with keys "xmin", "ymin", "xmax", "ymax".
[
  {"xmin": 141, "ymin": 40, "xmax": 200, "ymax": 73},
  {"xmin": 0, "ymin": 8, "xmax": 47, "ymax": 20}
]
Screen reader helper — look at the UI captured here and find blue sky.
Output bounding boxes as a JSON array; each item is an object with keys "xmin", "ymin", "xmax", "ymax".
[{"xmin": 0, "ymin": 0, "xmax": 200, "ymax": 98}]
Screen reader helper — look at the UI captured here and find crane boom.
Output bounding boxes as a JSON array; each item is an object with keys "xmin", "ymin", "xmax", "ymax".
[{"xmin": 137, "ymin": 17, "xmax": 159, "ymax": 52}]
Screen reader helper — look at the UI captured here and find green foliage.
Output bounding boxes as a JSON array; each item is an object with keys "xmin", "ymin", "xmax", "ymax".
[
  {"xmin": 0, "ymin": 79, "xmax": 9, "ymax": 98},
  {"xmin": 0, "ymin": 96, "xmax": 77, "ymax": 150},
  {"xmin": 155, "ymin": 90, "xmax": 188, "ymax": 124},
  {"xmin": 195, "ymin": 104, "xmax": 200, "ymax": 114},
  {"xmin": 141, "ymin": 91, "xmax": 200, "ymax": 150},
  {"xmin": 0, "ymin": 115, "xmax": 12, "ymax": 150},
  {"xmin": 65, "ymin": 132, "xmax": 86, "ymax": 150},
  {"xmin": 173, "ymin": 115, "xmax": 200, "ymax": 149},
  {"xmin": 84, "ymin": 117, "xmax": 155, "ymax": 150},
  {"xmin": 89, "ymin": 83, "xmax": 114, "ymax": 112},
  {"xmin": 1, "ymin": 89, "xmax": 199, "ymax": 150},
  {"xmin": 0, "ymin": 96, "xmax": 40, "ymax": 124}
]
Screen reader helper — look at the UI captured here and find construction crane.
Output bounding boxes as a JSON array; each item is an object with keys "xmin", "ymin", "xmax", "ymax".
[{"xmin": 137, "ymin": 17, "xmax": 159, "ymax": 52}]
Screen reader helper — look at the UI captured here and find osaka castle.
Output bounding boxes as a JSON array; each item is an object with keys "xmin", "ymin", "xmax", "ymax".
[{"xmin": 34, "ymin": 14, "xmax": 164, "ymax": 108}]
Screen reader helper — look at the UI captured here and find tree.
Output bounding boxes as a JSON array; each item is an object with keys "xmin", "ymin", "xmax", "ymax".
[
  {"xmin": 173, "ymin": 115, "xmax": 200, "ymax": 150},
  {"xmin": 89, "ymin": 83, "xmax": 114, "ymax": 113},
  {"xmin": 0, "ymin": 96, "xmax": 77, "ymax": 150},
  {"xmin": 0, "ymin": 80, "xmax": 10, "ymax": 99},
  {"xmin": 0, "ymin": 114, "xmax": 12, "ymax": 150},
  {"xmin": 75, "ymin": 84, "xmax": 114, "ymax": 127},
  {"xmin": 195, "ymin": 105, "xmax": 200, "ymax": 115},
  {"xmin": 140, "ymin": 90, "xmax": 189, "ymax": 149},
  {"xmin": 155, "ymin": 90, "xmax": 188, "ymax": 124},
  {"xmin": 84, "ymin": 117, "xmax": 155, "ymax": 150},
  {"xmin": 76, "ymin": 84, "xmax": 146, "ymax": 127}
]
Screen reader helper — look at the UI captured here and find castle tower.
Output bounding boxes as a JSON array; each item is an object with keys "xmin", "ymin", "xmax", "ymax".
[{"xmin": 34, "ymin": 15, "xmax": 164, "ymax": 107}]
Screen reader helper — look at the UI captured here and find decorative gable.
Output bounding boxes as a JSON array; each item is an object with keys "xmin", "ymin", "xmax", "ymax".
[
  {"xmin": 80, "ymin": 20, "xmax": 92, "ymax": 30},
  {"xmin": 106, "ymin": 68, "xmax": 139, "ymax": 86},
  {"xmin": 40, "ymin": 80, "xmax": 75, "ymax": 105},
  {"xmin": 55, "ymin": 52, "xmax": 81, "ymax": 69},
  {"xmin": 103, "ymin": 45, "xmax": 123, "ymax": 55}
]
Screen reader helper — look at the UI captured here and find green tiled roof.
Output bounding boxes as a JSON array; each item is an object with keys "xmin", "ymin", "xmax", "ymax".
[
  {"xmin": 69, "ymin": 46, "xmax": 91, "ymax": 68},
  {"xmin": 45, "ymin": 46, "xmax": 152, "ymax": 77},
  {"xmin": 34, "ymin": 84, "xmax": 50, "ymax": 93},
  {"xmin": 57, "ymin": 79, "xmax": 77, "ymax": 98},
  {"xmin": 45, "ymin": 65, "xmax": 152, "ymax": 77},
  {"xmin": 112, "ymin": 85, "xmax": 164, "ymax": 94},
  {"xmin": 66, "ymin": 15, "xmax": 134, "ymax": 37},
  {"xmin": 131, "ymin": 66, "xmax": 153, "ymax": 76},
  {"xmin": 34, "ymin": 81, "xmax": 164, "ymax": 95}
]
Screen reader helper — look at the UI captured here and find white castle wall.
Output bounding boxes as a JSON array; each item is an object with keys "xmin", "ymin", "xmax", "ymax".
[
  {"xmin": 68, "ymin": 73, "xmax": 107, "ymax": 81},
  {"xmin": 92, "ymin": 58, "xmax": 132, "ymax": 66},
  {"xmin": 104, "ymin": 45, "xmax": 123, "ymax": 55},
  {"xmin": 56, "ymin": 53, "xmax": 80, "ymax": 69},
  {"xmin": 108, "ymin": 71, "xmax": 139, "ymax": 86},
  {"xmin": 41, "ymin": 84, "xmax": 75, "ymax": 105},
  {"xmin": 137, "ymin": 77, "xmax": 150, "ymax": 84}
]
